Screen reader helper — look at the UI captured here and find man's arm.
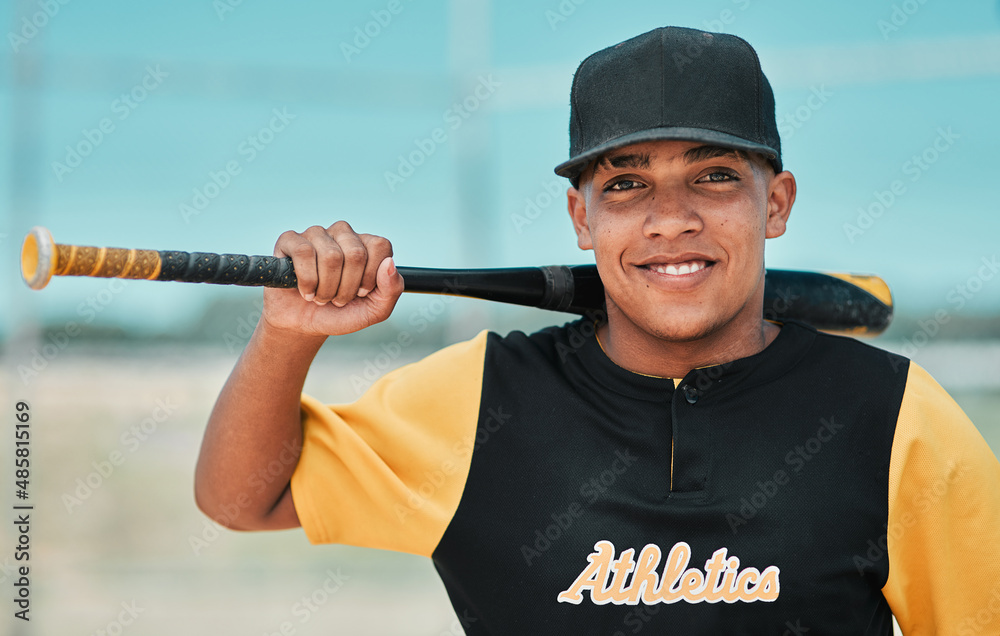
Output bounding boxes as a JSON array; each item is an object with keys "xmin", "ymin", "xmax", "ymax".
[
  {"xmin": 881, "ymin": 362, "xmax": 1000, "ymax": 633},
  {"xmin": 193, "ymin": 221, "xmax": 404, "ymax": 530}
]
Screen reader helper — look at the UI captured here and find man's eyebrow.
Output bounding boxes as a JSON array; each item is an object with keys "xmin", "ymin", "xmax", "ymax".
[
  {"xmin": 683, "ymin": 145, "xmax": 744, "ymax": 164},
  {"xmin": 595, "ymin": 152, "xmax": 651, "ymax": 172},
  {"xmin": 593, "ymin": 146, "xmax": 744, "ymax": 174}
]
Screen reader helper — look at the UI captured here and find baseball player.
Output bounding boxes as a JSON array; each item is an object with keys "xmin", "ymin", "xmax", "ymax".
[{"xmin": 195, "ymin": 27, "xmax": 1000, "ymax": 634}]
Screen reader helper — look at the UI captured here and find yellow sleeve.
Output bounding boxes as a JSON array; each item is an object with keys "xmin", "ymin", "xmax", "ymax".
[
  {"xmin": 882, "ymin": 362, "xmax": 1000, "ymax": 635},
  {"xmin": 290, "ymin": 330, "xmax": 488, "ymax": 557}
]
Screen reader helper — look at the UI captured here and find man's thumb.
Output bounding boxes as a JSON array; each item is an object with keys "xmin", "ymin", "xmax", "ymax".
[{"xmin": 373, "ymin": 256, "xmax": 404, "ymax": 302}]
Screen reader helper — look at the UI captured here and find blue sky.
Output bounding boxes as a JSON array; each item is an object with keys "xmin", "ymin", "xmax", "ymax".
[{"xmin": 2, "ymin": 0, "xmax": 999, "ymax": 336}]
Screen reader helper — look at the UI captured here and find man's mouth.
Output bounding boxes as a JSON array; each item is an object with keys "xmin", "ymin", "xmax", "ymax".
[{"xmin": 641, "ymin": 260, "xmax": 713, "ymax": 276}]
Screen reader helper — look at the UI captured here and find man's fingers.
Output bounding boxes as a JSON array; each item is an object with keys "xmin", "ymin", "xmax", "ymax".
[
  {"xmin": 275, "ymin": 230, "xmax": 324, "ymax": 302},
  {"xmin": 358, "ymin": 234, "xmax": 394, "ymax": 298},
  {"xmin": 326, "ymin": 221, "xmax": 368, "ymax": 307},
  {"xmin": 302, "ymin": 225, "xmax": 346, "ymax": 305}
]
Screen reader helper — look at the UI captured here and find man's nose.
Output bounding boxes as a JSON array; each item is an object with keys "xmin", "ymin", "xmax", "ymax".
[{"xmin": 642, "ymin": 195, "xmax": 704, "ymax": 239}]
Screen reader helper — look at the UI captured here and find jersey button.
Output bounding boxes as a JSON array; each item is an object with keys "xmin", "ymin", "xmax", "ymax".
[{"xmin": 683, "ymin": 385, "xmax": 699, "ymax": 404}]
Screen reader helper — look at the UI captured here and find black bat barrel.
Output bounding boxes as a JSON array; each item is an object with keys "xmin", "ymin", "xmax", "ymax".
[
  {"xmin": 146, "ymin": 252, "xmax": 892, "ymax": 335},
  {"xmin": 762, "ymin": 270, "xmax": 893, "ymax": 334},
  {"xmin": 398, "ymin": 265, "xmax": 603, "ymax": 314},
  {"xmin": 401, "ymin": 265, "xmax": 892, "ymax": 334}
]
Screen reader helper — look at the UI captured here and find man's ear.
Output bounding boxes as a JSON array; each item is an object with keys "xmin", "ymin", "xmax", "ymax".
[
  {"xmin": 764, "ymin": 171, "xmax": 796, "ymax": 239},
  {"xmin": 567, "ymin": 185, "xmax": 594, "ymax": 250}
]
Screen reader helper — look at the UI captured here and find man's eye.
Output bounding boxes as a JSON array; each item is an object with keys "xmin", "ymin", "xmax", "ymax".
[
  {"xmin": 606, "ymin": 179, "xmax": 642, "ymax": 191},
  {"xmin": 700, "ymin": 171, "xmax": 739, "ymax": 183}
]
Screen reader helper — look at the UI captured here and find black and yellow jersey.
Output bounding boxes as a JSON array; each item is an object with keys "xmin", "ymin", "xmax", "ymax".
[{"xmin": 290, "ymin": 318, "xmax": 1000, "ymax": 634}]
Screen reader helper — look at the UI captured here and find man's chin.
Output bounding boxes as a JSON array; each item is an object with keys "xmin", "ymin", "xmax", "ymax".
[
  {"xmin": 645, "ymin": 317, "xmax": 723, "ymax": 343},
  {"xmin": 614, "ymin": 303, "xmax": 732, "ymax": 343}
]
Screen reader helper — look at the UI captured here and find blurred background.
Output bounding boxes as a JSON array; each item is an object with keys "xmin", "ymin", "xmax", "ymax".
[{"xmin": 1, "ymin": 0, "xmax": 998, "ymax": 634}]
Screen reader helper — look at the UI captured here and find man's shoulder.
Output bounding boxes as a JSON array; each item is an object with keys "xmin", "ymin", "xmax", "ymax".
[
  {"xmin": 784, "ymin": 319, "xmax": 910, "ymax": 376},
  {"xmin": 486, "ymin": 317, "xmax": 591, "ymax": 356}
]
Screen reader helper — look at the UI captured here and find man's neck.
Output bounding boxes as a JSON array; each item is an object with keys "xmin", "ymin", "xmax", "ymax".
[{"xmin": 596, "ymin": 310, "xmax": 781, "ymax": 379}]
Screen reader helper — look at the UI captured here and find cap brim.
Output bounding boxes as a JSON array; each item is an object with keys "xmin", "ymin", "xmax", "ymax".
[{"xmin": 554, "ymin": 127, "xmax": 780, "ymax": 180}]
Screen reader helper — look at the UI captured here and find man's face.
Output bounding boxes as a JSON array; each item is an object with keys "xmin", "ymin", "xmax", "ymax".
[{"xmin": 567, "ymin": 139, "xmax": 795, "ymax": 343}]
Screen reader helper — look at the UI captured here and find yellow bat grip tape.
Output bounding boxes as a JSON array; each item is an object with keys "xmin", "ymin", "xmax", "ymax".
[{"xmin": 53, "ymin": 245, "xmax": 162, "ymax": 281}]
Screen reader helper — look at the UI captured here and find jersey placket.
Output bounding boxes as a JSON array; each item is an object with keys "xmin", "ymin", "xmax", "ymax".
[{"xmin": 669, "ymin": 379, "xmax": 712, "ymax": 495}]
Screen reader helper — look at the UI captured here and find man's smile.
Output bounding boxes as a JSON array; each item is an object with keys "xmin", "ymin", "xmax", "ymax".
[
  {"xmin": 634, "ymin": 253, "xmax": 718, "ymax": 286},
  {"xmin": 636, "ymin": 259, "xmax": 717, "ymax": 290},
  {"xmin": 643, "ymin": 261, "xmax": 710, "ymax": 276}
]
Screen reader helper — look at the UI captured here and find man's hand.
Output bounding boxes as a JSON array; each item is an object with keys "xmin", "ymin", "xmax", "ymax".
[{"xmin": 262, "ymin": 221, "xmax": 405, "ymax": 337}]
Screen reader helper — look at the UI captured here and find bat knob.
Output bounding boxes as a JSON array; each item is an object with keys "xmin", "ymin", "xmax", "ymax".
[{"xmin": 21, "ymin": 226, "xmax": 56, "ymax": 290}]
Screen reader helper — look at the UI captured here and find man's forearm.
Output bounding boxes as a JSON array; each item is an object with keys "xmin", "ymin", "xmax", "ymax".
[{"xmin": 194, "ymin": 318, "xmax": 326, "ymax": 529}]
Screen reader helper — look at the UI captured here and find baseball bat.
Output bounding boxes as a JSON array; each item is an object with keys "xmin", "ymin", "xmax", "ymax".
[{"xmin": 20, "ymin": 226, "xmax": 893, "ymax": 335}]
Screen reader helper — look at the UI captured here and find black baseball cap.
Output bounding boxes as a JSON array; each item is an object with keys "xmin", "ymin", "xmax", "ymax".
[{"xmin": 554, "ymin": 26, "xmax": 782, "ymax": 185}]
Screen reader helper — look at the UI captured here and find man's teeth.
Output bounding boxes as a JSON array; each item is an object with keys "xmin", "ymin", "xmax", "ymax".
[{"xmin": 650, "ymin": 262, "xmax": 706, "ymax": 276}]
